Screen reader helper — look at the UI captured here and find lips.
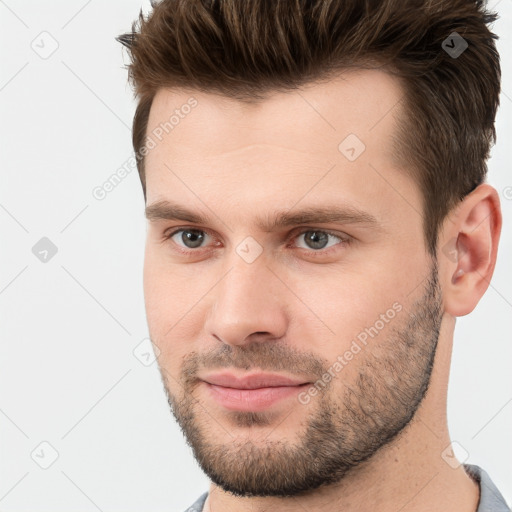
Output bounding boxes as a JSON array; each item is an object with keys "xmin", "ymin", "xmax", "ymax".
[
  {"xmin": 201, "ymin": 372, "xmax": 310, "ymax": 389},
  {"xmin": 199, "ymin": 372, "xmax": 312, "ymax": 411}
]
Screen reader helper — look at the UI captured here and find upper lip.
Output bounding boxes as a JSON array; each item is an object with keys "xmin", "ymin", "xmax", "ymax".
[{"xmin": 201, "ymin": 372, "xmax": 310, "ymax": 389}]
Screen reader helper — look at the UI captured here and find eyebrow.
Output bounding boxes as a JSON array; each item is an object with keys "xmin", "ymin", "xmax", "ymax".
[{"xmin": 145, "ymin": 199, "xmax": 381, "ymax": 232}]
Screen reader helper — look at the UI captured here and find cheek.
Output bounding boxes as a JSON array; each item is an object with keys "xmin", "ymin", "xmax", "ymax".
[
  {"xmin": 143, "ymin": 250, "xmax": 168, "ymax": 330},
  {"xmin": 143, "ymin": 248, "xmax": 194, "ymax": 321},
  {"xmin": 286, "ymin": 265, "xmax": 407, "ymax": 357},
  {"xmin": 143, "ymin": 249, "xmax": 206, "ymax": 370}
]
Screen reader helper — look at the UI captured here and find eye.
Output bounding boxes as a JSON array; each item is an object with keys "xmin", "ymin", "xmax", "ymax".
[
  {"xmin": 292, "ymin": 229, "xmax": 349, "ymax": 252},
  {"xmin": 167, "ymin": 228, "xmax": 213, "ymax": 250},
  {"xmin": 164, "ymin": 227, "xmax": 349, "ymax": 255}
]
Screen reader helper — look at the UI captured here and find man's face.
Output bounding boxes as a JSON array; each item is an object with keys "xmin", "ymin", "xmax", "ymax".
[{"xmin": 143, "ymin": 69, "xmax": 444, "ymax": 496}]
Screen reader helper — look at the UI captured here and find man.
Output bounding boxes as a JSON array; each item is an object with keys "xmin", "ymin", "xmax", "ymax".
[{"xmin": 116, "ymin": 0, "xmax": 510, "ymax": 510}]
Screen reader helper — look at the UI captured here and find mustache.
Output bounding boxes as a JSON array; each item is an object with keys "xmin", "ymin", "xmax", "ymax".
[{"xmin": 181, "ymin": 342, "xmax": 330, "ymax": 384}]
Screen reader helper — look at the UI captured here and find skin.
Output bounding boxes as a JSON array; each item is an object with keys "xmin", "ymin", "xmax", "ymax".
[{"xmin": 142, "ymin": 69, "xmax": 501, "ymax": 512}]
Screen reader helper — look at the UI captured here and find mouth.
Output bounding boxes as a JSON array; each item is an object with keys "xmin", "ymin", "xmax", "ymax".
[{"xmin": 200, "ymin": 371, "xmax": 312, "ymax": 412}]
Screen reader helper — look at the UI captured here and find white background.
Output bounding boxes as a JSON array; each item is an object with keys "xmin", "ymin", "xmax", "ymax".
[{"xmin": 0, "ymin": 1, "xmax": 510, "ymax": 510}]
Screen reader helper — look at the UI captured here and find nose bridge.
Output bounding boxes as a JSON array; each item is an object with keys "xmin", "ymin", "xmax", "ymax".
[{"xmin": 205, "ymin": 249, "xmax": 287, "ymax": 345}]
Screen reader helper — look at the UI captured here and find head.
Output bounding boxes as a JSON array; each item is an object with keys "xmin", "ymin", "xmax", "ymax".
[{"xmin": 117, "ymin": 0, "xmax": 502, "ymax": 498}]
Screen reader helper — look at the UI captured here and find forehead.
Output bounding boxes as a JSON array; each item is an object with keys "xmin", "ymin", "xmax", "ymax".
[
  {"xmin": 143, "ymin": 69, "xmax": 419, "ymax": 229},
  {"xmin": 146, "ymin": 68, "xmax": 405, "ymax": 163}
]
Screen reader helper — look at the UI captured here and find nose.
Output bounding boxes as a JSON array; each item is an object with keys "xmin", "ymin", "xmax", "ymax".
[{"xmin": 203, "ymin": 257, "xmax": 288, "ymax": 347}]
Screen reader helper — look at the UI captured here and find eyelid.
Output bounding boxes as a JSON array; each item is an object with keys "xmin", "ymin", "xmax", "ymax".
[{"xmin": 164, "ymin": 226, "xmax": 351, "ymax": 254}]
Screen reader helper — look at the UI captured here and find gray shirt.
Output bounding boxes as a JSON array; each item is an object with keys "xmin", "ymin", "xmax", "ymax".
[{"xmin": 183, "ymin": 464, "xmax": 510, "ymax": 511}]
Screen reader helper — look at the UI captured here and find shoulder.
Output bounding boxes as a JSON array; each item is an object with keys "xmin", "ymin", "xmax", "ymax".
[{"xmin": 463, "ymin": 464, "xmax": 510, "ymax": 512}]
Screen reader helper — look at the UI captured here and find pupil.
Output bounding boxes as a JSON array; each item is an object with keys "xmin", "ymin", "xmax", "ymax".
[
  {"xmin": 183, "ymin": 230, "xmax": 204, "ymax": 248},
  {"xmin": 306, "ymin": 231, "xmax": 328, "ymax": 249}
]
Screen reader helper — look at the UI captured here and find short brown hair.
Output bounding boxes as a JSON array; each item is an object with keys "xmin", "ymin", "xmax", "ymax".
[{"xmin": 116, "ymin": 0, "xmax": 501, "ymax": 256}]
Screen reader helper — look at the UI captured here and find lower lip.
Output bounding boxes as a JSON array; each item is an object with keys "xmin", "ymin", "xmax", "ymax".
[{"xmin": 204, "ymin": 382, "xmax": 310, "ymax": 412}]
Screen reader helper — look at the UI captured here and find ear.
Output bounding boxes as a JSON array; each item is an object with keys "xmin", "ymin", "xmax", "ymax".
[{"xmin": 437, "ymin": 183, "xmax": 502, "ymax": 317}]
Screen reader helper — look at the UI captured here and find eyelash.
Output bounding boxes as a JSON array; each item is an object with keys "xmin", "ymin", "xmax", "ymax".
[{"xmin": 163, "ymin": 227, "xmax": 351, "ymax": 257}]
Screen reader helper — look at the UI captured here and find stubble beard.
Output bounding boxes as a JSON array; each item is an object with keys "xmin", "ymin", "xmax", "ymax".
[{"xmin": 158, "ymin": 264, "xmax": 443, "ymax": 497}]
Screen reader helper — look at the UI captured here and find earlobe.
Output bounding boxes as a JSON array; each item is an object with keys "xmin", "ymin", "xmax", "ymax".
[{"xmin": 440, "ymin": 184, "xmax": 502, "ymax": 317}]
